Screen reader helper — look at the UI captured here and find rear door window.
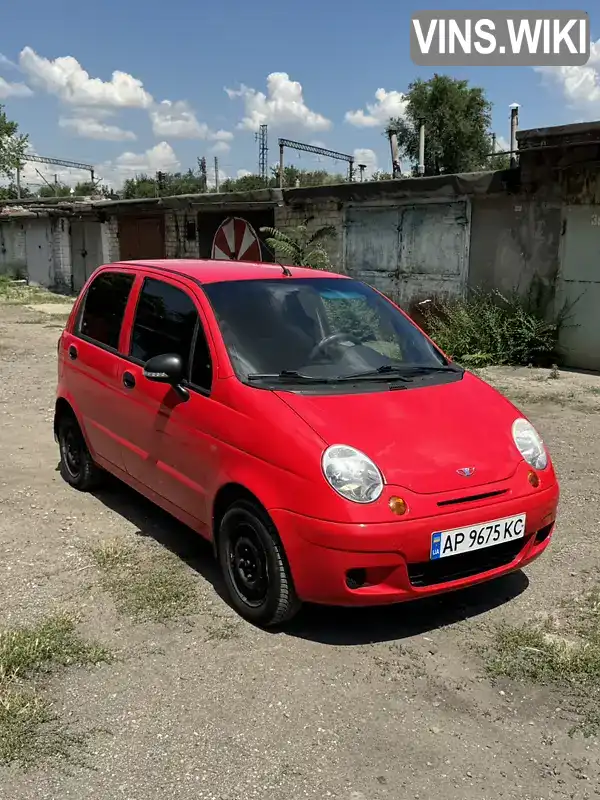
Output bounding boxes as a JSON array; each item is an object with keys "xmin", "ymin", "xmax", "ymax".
[
  {"xmin": 78, "ymin": 271, "xmax": 135, "ymax": 350},
  {"xmin": 129, "ymin": 277, "xmax": 198, "ymax": 374}
]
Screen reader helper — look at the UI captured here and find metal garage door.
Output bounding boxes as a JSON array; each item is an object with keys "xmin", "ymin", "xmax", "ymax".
[
  {"xmin": 118, "ymin": 216, "xmax": 165, "ymax": 261},
  {"xmin": 24, "ymin": 219, "xmax": 53, "ymax": 287},
  {"xmin": 344, "ymin": 201, "xmax": 470, "ymax": 306},
  {"xmin": 555, "ymin": 206, "xmax": 600, "ymax": 370},
  {"xmin": 71, "ymin": 220, "xmax": 105, "ymax": 291}
]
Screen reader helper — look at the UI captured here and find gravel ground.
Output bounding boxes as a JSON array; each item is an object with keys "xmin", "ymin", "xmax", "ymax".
[{"xmin": 1, "ymin": 301, "xmax": 600, "ymax": 800}]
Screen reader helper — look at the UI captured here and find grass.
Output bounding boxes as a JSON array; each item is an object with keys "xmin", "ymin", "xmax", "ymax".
[
  {"xmin": 0, "ymin": 616, "xmax": 110, "ymax": 768},
  {"xmin": 88, "ymin": 538, "xmax": 202, "ymax": 623},
  {"xmin": 0, "ymin": 275, "xmax": 73, "ymax": 305},
  {"xmin": 483, "ymin": 588, "xmax": 600, "ymax": 736}
]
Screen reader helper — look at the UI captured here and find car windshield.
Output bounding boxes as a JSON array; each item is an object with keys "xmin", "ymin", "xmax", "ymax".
[{"xmin": 202, "ymin": 277, "xmax": 449, "ymax": 384}]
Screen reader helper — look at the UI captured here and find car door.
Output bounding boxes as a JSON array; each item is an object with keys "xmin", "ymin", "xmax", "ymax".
[
  {"xmin": 63, "ymin": 268, "xmax": 137, "ymax": 471},
  {"xmin": 118, "ymin": 273, "xmax": 218, "ymax": 526}
]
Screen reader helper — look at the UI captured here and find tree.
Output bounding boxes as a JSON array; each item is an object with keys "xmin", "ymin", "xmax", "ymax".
[
  {"xmin": 0, "ymin": 182, "xmax": 32, "ymax": 200},
  {"xmin": 386, "ymin": 75, "xmax": 493, "ymax": 176},
  {"xmin": 38, "ymin": 183, "xmax": 71, "ymax": 197},
  {"xmin": 0, "ymin": 104, "xmax": 28, "ymax": 181},
  {"xmin": 260, "ymin": 220, "xmax": 337, "ymax": 269}
]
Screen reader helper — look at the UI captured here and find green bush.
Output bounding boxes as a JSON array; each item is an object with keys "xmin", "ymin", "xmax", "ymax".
[{"xmin": 420, "ymin": 289, "xmax": 561, "ymax": 367}]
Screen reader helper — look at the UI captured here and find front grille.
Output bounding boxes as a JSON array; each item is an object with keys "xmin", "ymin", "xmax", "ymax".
[
  {"xmin": 437, "ymin": 489, "xmax": 508, "ymax": 507},
  {"xmin": 407, "ymin": 535, "xmax": 531, "ymax": 588}
]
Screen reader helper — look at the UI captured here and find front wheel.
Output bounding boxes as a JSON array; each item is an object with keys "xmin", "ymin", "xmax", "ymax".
[{"xmin": 217, "ymin": 500, "xmax": 301, "ymax": 627}]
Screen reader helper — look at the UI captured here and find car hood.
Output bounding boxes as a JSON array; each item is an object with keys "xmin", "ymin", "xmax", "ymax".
[{"xmin": 275, "ymin": 372, "xmax": 524, "ymax": 494}]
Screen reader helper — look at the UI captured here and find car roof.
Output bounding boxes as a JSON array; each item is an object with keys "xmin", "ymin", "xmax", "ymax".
[{"xmin": 111, "ymin": 259, "xmax": 350, "ymax": 285}]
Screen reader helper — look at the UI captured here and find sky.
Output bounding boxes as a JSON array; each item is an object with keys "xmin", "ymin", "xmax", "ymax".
[{"xmin": 0, "ymin": 0, "xmax": 598, "ymax": 191}]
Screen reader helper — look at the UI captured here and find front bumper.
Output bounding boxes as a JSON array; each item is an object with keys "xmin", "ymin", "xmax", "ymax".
[{"xmin": 269, "ymin": 482, "xmax": 559, "ymax": 606}]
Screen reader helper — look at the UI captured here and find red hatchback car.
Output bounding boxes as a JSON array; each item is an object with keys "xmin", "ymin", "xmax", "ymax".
[{"xmin": 55, "ymin": 259, "xmax": 559, "ymax": 627}]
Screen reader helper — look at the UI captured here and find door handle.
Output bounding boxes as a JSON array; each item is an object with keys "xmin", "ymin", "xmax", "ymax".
[
  {"xmin": 68, "ymin": 345, "xmax": 77, "ymax": 360},
  {"xmin": 122, "ymin": 371, "xmax": 136, "ymax": 389}
]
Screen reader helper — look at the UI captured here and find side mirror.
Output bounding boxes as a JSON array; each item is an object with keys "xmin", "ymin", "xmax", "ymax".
[{"xmin": 143, "ymin": 353, "xmax": 189, "ymax": 400}]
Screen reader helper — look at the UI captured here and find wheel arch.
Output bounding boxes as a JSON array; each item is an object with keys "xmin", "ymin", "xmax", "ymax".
[{"xmin": 211, "ymin": 483, "xmax": 269, "ymax": 552}]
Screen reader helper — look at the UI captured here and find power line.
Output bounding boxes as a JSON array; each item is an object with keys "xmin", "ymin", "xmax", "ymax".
[{"xmin": 278, "ymin": 138, "xmax": 354, "ymax": 187}]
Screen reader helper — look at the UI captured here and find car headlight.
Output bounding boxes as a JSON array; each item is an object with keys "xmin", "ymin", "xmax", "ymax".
[
  {"xmin": 512, "ymin": 418, "xmax": 548, "ymax": 470},
  {"xmin": 321, "ymin": 444, "xmax": 384, "ymax": 503}
]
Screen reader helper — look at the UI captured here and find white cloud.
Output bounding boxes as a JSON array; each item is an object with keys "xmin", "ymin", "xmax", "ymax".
[
  {"xmin": 225, "ymin": 72, "xmax": 331, "ymax": 132},
  {"xmin": 353, "ymin": 148, "xmax": 378, "ymax": 178},
  {"xmin": 236, "ymin": 169, "xmax": 252, "ymax": 178},
  {"xmin": 19, "ymin": 46, "xmax": 153, "ymax": 108},
  {"xmin": 210, "ymin": 140, "xmax": 231, "ymax": 155},
  {"xmin": 59, "ymin": 115, "xmax": 136, "ymax": 141},
  {"xmin": 0, "ymin": 76, "xmax": 33, "ymax": 99},
  {"xmin": 0, "ymin": 53, "xmax": 17, "ymax": 69},
  {"xmin": 115, "ymin": 141, "xmax": 179, "ymax": 174},
  {"xmin": 150, "ymin": 99, "xmax": 233, "ymax": 144},
  {"xmin": 345, "ymin": 88, "xmax": 407, "ymax": 128},
  {"xmin": 535, "ymin": 39, "xmax": 600, "ymax": 117}
]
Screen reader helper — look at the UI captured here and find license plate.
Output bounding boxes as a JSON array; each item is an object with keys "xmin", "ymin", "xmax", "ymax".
[{"xmin": 430, "ymin": 514, "xmax": 526, "ymax": 560}]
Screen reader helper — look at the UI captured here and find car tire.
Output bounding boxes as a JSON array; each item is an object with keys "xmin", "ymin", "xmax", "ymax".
[
  {"xmin": 217, "ymin": 499, "xmax": 301, "ymax": 627},
  {"xmin": 58, "ymin": 412, "xmax": 104, "ymax": 491}
]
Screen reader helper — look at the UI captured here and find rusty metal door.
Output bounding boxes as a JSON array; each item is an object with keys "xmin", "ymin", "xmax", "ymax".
[
  {"xmin": 344, "ymin": 202, "xmax": 470, "ymax": 307},
  {"xmin": 397, "ymin": 201, "xmax": 470, "ymax": 306},
  {"xmin": 118, "ymin": 217, "xmax": 165, "ymax": 261},
  {"xmin": 555, "ymin": 206, "xmax": 600, "ymax": 370},
  {"xmin": 343, "ymin": 208, "xmax": 400, "ymax": 296}
]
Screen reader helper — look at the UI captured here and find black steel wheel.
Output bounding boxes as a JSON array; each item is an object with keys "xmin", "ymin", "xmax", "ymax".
[
  {"xmin": 58, "ymin": 413, "xmax": 103, "ymax": 491},
  {"xmin": 217, "ymin": 499, "xmax": 300, "ymax": 627}
]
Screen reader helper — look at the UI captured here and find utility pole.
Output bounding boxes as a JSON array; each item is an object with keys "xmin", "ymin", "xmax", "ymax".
[
  {"xmin": 279, "ymin": 141, "xmax": 284, "ymax": 189},
  {"xmin": 358, "ymin": 164, "xmax": 366, "ymax": 182},
  {"xmin": 198, "ymin": 157, "xmax": 207, "ymax": 192},
  {"xmin": 417, "ymin": 124, "xmax": 425, "ymax": 176},
  {"xmin": 214, "ymin": 157, "xmax": 219, "ymax": 192},
  {"xmin": 509, "ymin": 103, "xmax": 520, "ymax": 168},
  {"xmin": 255, "ymin": 124, "xmax": 268, "ymax": 184},
  {"xmin": 15, "ymin": 165, "xmax": 21, "ymax": 199}
]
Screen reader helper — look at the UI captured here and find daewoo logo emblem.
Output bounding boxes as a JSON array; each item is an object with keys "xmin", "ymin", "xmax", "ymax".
[{"xmin": 457, "ymin": 467, "xmax": 475, "ymax": 477}]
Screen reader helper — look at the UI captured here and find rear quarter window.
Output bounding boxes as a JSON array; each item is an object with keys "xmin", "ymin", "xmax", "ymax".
[{"xmin": 77, "ymin": 271, "xmax": 135, "ymax": 350}]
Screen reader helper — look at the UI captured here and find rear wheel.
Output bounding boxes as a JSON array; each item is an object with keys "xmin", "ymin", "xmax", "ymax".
[
  {"xmin": 58, "ymin": 412, "xmax": 103, "ymax": 491},
  {"xmin": 217, "ymin": 499, "xmax": 301, "ymax": 627}
]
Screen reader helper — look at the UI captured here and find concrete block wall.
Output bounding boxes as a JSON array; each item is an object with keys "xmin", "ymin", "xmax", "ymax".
[
  {"xmin": 51, "ymin": 217, "xmax": 72, "ymax": 291},
  {"xmin": 273, "ymin": 200, "xmax": 344, "ymax": 271},
  {"xmin": 165, "ymin": 210, "xmax": 201, "ymax": 259}
]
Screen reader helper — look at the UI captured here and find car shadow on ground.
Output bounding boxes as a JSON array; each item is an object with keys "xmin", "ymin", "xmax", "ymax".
[{"xmin": 90, "ymin": 474, "xmax": 529, "ymax": 646}]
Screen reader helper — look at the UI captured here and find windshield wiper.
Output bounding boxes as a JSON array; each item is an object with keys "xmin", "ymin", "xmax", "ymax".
[
  {"xmin": 338, "ymin": 365, "xmax": 414, "ymax": 381},
  {"xmin": 247, "ymin": 370, "xmax": 332, "ymax": 384}
]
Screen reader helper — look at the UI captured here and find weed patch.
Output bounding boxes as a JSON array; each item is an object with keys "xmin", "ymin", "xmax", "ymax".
[
  {"xmin": 421, "ymin": 289, "xmax": 562, "ymax": 368},
  {"xmin": 0, "ymin": 616, "xmax": 110, "ymax": 768},
  {"xmin": 483, "ymin": 588, "xmax": 600, "ymax": 736},
  {"xmin": 89, "ymin": 538, "xmax": 201, "ymax": 622},
  {"xmin": 0, "ymin": 276, "xmax": 71, "ymax": 305}
]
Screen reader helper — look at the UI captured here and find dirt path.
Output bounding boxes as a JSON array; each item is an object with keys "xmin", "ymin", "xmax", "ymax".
[{"xmin": 1, "ymin": 302, "xmax": 599, "ymax": 799}]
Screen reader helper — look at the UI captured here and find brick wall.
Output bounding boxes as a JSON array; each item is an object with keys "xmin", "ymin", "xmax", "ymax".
[
  {"xmin": 165, "ymin": 211, "xmax": 201, "ymax": 258},
  {"xmin": 51, "ymin": 217, "xmax": 72, "ymax": 291},
  {"xmin": 274, "ymin": 200, "xmax": 344, "ymax": 271},
  {"xmin": 102, "ymin": 217, "xmax": 120, "ymax": 263}
]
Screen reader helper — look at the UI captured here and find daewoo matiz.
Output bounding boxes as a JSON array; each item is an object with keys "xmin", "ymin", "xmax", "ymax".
[{"xmin": 55, "ymin": 259, "xmax": 559, "ymax": 627}]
